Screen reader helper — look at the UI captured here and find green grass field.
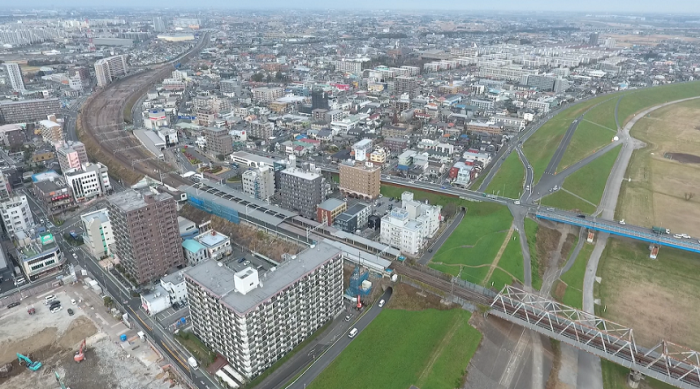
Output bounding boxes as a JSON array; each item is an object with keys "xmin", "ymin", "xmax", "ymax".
[
  {"xmin": 601, "ymin": 359, "xmax": 676, "ymax": 389},
  {"xmin": 556, "ymin": 120, "xmax": 617, "ymax": 173},
  {"xmin": 485, "ymin": 152, "xmax": 524, "ymax": 198},
  {"xmin": 557, "ymin": 242, "xmax": 593, "ymax": 310},
  {"xmin": 541, "ymin": 145, "xmax": 622, "ymax": 213},
  {"xmin": 524, "ymin": 218, "xmax": 542, "ymax": 290},
  {"xmin": 307, "ymin": 309, "xmax": 481, "ymax": 389},
  {"xmin": 428, "ymin": 202, "xmax": 512, "ymax": 285},
  {"xmin": 583, "ymin": 97, "xmax": 620, "ymax": 130},
  {"xmin": 617, "ymin": 81, "xmax": 700, "ymax": 126},
  {"xmin": 523, "ymin": 95, "xmax": 612, "ymax": 184},
  {"xmin": 490, "ymin": 233, "xmax": 525, "ymax": 286}
]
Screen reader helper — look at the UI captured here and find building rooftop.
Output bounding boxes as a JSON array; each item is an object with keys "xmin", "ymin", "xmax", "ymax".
[
  {"xmin": 108, "ymin": 189, "xmax": 172, "ymax": 213},
  {"xmin": 318, "ymin": 198, "xmax": 345, "ymax": 211},
  {"xmin": 80, "ymin": 209, "xmax": 109, "ymax": 225},
  {"xmin": 198, "ymin": 231, "xmax": 227, "ymax": 247},
  {"xmin": 230, "ymin": 151, "xmax": 275, "ymax": 167},
  {"xmin": 34, "ymin": 179, "xmax": 66, "ymax": 193},
  {"xmin": 183, "ymin": 239, "xmax": 206, "ymax": 253},
  {"xmin": 280, "ymin": 167, "xmax": 321, "ymax": 181},
  {"xmin": 345, "ymin": 203, "xmax": 368, "ymax": 216},
  {"xmin": 185, "ymin": 241, "xmax": 341, "ymax": 315}
]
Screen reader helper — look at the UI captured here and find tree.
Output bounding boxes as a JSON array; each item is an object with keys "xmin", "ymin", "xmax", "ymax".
[
  {"xmin": 265, "ymin": 74, "xmax": 272, "ymax": 83},
  {"xmin": 251, "ymin": 73, "xmax": 264, "ymax": 82},
  {"xmin": 442, "ymin": 202, "xmax": 457, "ymax": 219},
  {"xmin": 275, "ymin": 71, "xmax": 284, "ymax": 81}
]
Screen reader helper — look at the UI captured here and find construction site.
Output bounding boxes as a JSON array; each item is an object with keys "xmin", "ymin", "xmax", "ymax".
[{"xmin": 0, "ymin": 285, "xmax": 184, "ymax": 389}]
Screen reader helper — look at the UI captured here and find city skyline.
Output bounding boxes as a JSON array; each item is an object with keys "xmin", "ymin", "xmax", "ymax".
[{"xmin": 4, "ymin": 0, "xmax": 700, "ymax": 13}]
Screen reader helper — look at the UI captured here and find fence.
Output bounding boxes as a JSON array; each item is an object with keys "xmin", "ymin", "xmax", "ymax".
[{"xmin": 0, "ymin": 279, "xmax": 63, "ymax": 307}]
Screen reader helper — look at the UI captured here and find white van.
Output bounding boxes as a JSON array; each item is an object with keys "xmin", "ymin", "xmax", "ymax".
[
  {"xmin": 348, "ymin": 328, "xmax": 358, "ymax": 338},
  {"xmin": 44, "ymin": 295, "xmax": 56, "ymax": 304}
]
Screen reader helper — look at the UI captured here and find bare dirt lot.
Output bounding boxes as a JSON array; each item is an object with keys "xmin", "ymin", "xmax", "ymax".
[
  {"xmin": 0, "ymin": 286, "xmax": 182, "ymax": 389},
  {"xmin": 617, "ymin": 100, "xmax": 700, "ymax": 237},
  {"xmin": 595, "ymin": 238, "xmax": 700, "ymax": 350}
]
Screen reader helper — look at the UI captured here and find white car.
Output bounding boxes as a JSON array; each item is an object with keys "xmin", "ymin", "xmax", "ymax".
[
  {"xmin": 51, "ymin": 306, "xmax": 62, "ymax": 314},
  {"xmin": 618, "ymin": 220, "xmax": 626, "ymax": 225},
  {"xmin": 378, "ymin": 299, "xmax": 385, "ymax": 308},
  {"xmin": 71, "ymin": 299, "xmax": 76, "ymax": 305},
  {"xmin": 673, "ymin": 234, "xmax": 683, "ymax": 239}
]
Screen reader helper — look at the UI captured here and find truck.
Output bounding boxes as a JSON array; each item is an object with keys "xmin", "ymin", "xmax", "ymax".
[
  {"xmin": 13, "ymin": 266, "xmax": 21, "ymax": 276},
  {"xmin": 188, "ymin": 357, "xmax": 198, "ymax": 370},
  {"xmin": 652, "ymin": 226, "xmax": 670, "ymax": 235}
]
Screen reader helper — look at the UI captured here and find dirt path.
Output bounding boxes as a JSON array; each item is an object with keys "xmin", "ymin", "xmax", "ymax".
[
  {"xmin": 484, "ymin": 225, "xmax": 515, "ymax": 284},
  {"xmin": 415, "ymin": 316, "xmax": 463, "ymax": 386},
  {"xmin": 542, "ymin": 227, "xmax": 574, "ymax": 296}
]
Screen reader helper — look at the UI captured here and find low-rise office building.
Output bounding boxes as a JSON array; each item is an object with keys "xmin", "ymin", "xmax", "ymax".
[
  {"xmin": 185, "ymin": 242, "xmax": 343, "ymax": 379},
  {"xmin": 64, "ymin": 162, "xmax": 111, "ymax": 202},
  {"xmin": 316, "ymin": 198, "xmax": 347, "ymax": 226},
  {"xmin": 194, "ymin": 230, "xmax": 232, "ymax": 261},
  {"xmin": 334, "ymin": 203, "xmax": 370, "ymax": 233},
  {"xmin": 16, "ymin": 231, "xmax": 64, "ymax": 280}
]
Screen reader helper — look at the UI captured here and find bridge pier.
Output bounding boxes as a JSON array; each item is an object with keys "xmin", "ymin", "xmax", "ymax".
[{"xmin": 627, "ymin": 370, "xmax": 642, "ymax": 388}]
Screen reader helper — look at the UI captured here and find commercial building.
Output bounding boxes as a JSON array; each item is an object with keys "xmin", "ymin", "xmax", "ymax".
[
  {"xmin": 335, "ymin": 203, "xmax": 370, "ymax": 233},
  {"xmin": 185, "ymin": 241, "xmax": 343, "ymax": 379},
  {"xmin": 16, "ymin": 231, "xmax": 63, "ymax": 280},
  {"xmin": 64, "ymin": 162, "xmax": 111, "ymax": 202},
  {"xmin": 193, "ymin": 230, "xmax": 232, "ymax": 261},
  {"xmin": 107, "ymin": 189, "xmax": 185, "ymax": 285},
  {"xmin": 380, "ymin": 192, "xmax": 442, "ymax": 255},
  {"xmin": 80, "ymin": 209, "xmax": 114, "ymax": 258},
  {"xmin": 5, "ymin": 62, "xmax": 25, "ymax": 92},
  {"xmin": 339, "ymin": 161, "xmax": 381, "ymax": 200},
  {"xmin": 32, "ymin": 174, "xmax": 75, "ymax": 216},
  {"xmin": 94, "ymin": 55, "xmax": 128, "ymax": 87},
  {"xmin": 0, "ymin": 195, "xmax": 32, "ymax": 235},
  {"xmin": 182, "ymin": 238, "xmax": 208, "ymax": 265},
  {"xmin": 279, "ymin": 165, "xmax": 324, "ymax": 220},
  {"xmin": 316, "ymin": 198, "xmax": 347, "ymax": 226},
  {"xmin": 0, "ymin": 98, "xmax": 61, "ymax": 124},
  {"xmin": 205, "ymin": 127, "xmax": 234, "ymax": 156},
  {"xmin": 242, "ymin": 165, "xmax": 275, "ymax": 201},
  {"xmin": 141, "ymin": 285, "xmax": 171, "ymax": 316}
]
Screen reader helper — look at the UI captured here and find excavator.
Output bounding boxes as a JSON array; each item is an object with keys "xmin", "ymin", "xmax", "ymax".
[
  {"xmin": 74, "ymin": 339, "xmax": 86, "ymax": 362},
  {"xmin": 16, "ymin": 353, "xmax": 42, "ymax": 371}
]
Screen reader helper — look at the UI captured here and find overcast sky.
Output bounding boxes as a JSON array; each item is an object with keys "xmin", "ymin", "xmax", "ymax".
[{"xmin": 5, "ymin": 0, "xmax": 700, "ymax": 14}]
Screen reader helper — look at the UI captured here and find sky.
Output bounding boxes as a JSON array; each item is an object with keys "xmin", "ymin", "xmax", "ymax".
[{"xmin": 6, "ymin": 0, "xmax": 700, "ymax": 14}]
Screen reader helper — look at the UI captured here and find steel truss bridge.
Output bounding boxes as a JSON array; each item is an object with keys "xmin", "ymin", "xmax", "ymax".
[{"xmin": 490, "ymin": 286, "xmax": 700, "ymax": 389}]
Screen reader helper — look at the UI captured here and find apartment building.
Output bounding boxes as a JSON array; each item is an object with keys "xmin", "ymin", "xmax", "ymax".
[
  {"xmin": 0, "ymin": 98, "xmax": 61, "ymax": 124},
  {"xmin": 107, "ymin": 189, "xmax": 185, "ymax": 285},
  {"xmin": 249, "ymin": 121, "xmax": 274, "ymax": 140},
  {"xmin": 242, "ymin": 165, "xmax": 275, "ymax": 201},
  {"xmin": 394, "ymin": 76, "xmax": 418, "ymax": 97},
  {"xmin": 380, "ymin": 192, "xmax": 442, "ymax": 255},
  {"xmin": 80, "ymin": 209, "xmax": 114, "ymax": 258},
  {"xmin": 204, "ymin": 127, "xmax": 234, "ymax": 156},
  {"xmin": 338, "ymin": 161, "xmax": 381, "ymax": 200},
  {"xmin": 279, "ymin": 167, "xmax": 323, "ymax": 220},
  {"xmin": 57, "ymin": 141, "xmax": 89, "ymax": 172},
  {"xmin": 185, "ymin": 241, "xmax": 343, "ymax": 379},
  {"xmin": 0, "ymin": 123, "xmax": 24, "ymax": 147},
  {"xmin": 335, "ymin": 203, "xmax": 370, "ymax": 233},
  {"xmin": 33, "ymin": 176, "xmax": 75, "ymax": 216},
  {"xmin": 0, "ymin": 172, "xmax": 10, "ymax": 201},
  {"xmin": 331, "ymin": 58, "xmax": 370, "ymax": 74},
  {"xmin": 39, "ymin": 119, "xmax": 63, "ymax": 148},
  {"xmin": 316, "ymin": 198, "xmax": 347, "ymax": 226},
  {"xmin": 5, "ymin": 62, "xmax": 25, "ymax": 92},
  {"xmin": 94, "ymin": 55, "xmax": 128, "ymax": 87},
  {"xmin": 0, "ymin": 195, "xmax": 32, "ymax": 235},
  {"xmin": 64, "ymin": 162, "xmax": 111, "ymax": 202},
  {"xmin": 252, "ymin": 87, "xmax": 284, "ymax": 102}
]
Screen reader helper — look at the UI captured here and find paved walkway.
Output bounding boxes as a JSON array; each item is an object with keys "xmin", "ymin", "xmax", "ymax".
[{"xmin": 484, "ymin": 225, "xmax": 515, "ymax": 283}]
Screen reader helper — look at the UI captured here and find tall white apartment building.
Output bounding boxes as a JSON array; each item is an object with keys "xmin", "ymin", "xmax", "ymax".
[
  {"xmin": 242, "ymin": 165, "xmax": 275, "ymax": 201},
  {"xmin": 185, "ymin": 242, "xmax": 343, "ymax": 380},
  {"xmin": 5, "ymin": 62, "xmax": 25, "ymax": 92},
  {"xmin": 0, "ymin": 195, "xmax": 33, "ymax": 235},
  {"xmin": 94, "ymin": 55, "xmax": 128, "ymax": 87},
  {"xmin": 80, "ymin": 208, "xmax": 114, "ymax": 258},
  {"xmin": 380, "ymin": 192, "xmax": 442, "ymax": 255}
]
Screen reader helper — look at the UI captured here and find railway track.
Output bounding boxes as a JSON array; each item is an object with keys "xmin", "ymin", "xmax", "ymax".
[
  {"xmin": 392, "ymin": 264, "xmax": 494, "ymax": 305},
  {"xmin": 78, "ymin": 33, "xmax": 209, "ymax": 189}
]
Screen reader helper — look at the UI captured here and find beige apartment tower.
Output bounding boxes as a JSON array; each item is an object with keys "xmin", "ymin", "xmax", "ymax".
[{"xmin": 338, "ymin": 161, "xmax": 381, "ymax": 200}]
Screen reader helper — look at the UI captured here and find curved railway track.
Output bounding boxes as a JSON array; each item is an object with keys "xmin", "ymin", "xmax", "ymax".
[{"xmin": 78, "ymin": 33, "xmax": 209, "ymax": 188}]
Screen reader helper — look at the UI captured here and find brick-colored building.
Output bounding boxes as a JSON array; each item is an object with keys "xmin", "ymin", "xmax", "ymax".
[
  {"xmin": 339, "ymin": 161, "xmax": 381, "ymax": 200},
  {"xmin": 317, "ymin": 198, "xmax": 347, "ymax": 226},
  {"xmin": 107, "ymin": 190, "xmax": 184, "ymax": 285}
]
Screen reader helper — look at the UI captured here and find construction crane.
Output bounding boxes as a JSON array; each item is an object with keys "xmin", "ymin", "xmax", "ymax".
[
  {"xmin": 74, "ymin": 339, "xmax": 86, "ymax": 362},
  {"xmin": 17, "ymin": 353, "xmax": 42, "ymax": 371},
  {"xmin": 85, "ymin": 19, "xmax": 95, "ymax": 52}
]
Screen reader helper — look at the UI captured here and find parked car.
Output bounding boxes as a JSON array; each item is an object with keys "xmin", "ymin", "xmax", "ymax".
[
  {"xmin": 7, "ymin": 302, "xmax": 20, "ymax": 309},
  {"xmin": 67, "ymin": 309, "xmax": 74, "ymax": 316},
  {"xmin": 344, "ymin": 315, "xmax": 351, "ymax": 322},
  {"xmin": 51, "ymin": 306, "xmax": 62, "ymax": 314}
]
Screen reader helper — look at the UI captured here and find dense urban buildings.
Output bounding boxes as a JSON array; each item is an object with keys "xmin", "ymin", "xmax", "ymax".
[
  {"xmin": 185, "ymin": 241, "xmax": 344, "ymax": 379},
  {"xmin": 107, "ymin": 189, "xmax": 185, "ymax": 284}
]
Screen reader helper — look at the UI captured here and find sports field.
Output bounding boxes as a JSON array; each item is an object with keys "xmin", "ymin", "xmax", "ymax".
[
  {"xmin": 616, "ymin": 99, "xmax": 700, "ymax": 237},
  {"xmin": 307, "ymin": 309, "xmax": 481, "ymax": 389},
  {"xmin": 428, "ymin": 202, "xmax": 513, "ymax": 285}
]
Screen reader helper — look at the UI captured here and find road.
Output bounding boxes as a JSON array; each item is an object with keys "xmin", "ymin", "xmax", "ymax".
[
  {"xmin": 418, "ymin": 210, "xmax": 464, "ymax": 265},
  {"xmin": 286, "ymin": 288, "xmax": 393, "ymax": 389},
  {"xmin": 543, "ymin": 116, "xmax": 582, "ymax": 176}
]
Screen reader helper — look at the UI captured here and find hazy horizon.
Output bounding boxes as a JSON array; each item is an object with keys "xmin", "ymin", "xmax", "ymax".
[{"xmin": 2, "ymin": 0, "xmax": 700, "ymax": 14}]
